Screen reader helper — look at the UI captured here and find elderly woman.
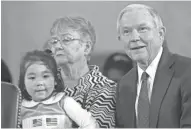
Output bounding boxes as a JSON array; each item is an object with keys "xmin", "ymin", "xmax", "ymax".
[{"xmin": 44, "ymin": 16, "xmax": 117, "ymax": 128}]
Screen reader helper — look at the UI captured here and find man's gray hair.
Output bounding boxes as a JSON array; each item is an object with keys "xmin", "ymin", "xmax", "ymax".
[{"xmin": 117, "ymin": 4, "xmax": 164, "ymax": 35}]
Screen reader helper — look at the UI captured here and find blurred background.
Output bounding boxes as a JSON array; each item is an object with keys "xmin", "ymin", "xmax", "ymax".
[{"xmin": 2, "ymin": 1, "xmax": 191, "ymax": 84}]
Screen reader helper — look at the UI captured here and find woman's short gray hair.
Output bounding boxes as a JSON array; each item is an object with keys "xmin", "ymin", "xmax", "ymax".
[
  {"xmin": 117, "ymin": 4, "xmax": 164, "ymax": 35},
  {"xmin": 50, "ymin": 16, "xmax": 96, "ymax": 61}
]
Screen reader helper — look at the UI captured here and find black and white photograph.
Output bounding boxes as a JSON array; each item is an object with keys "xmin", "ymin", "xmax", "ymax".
[{"xmin": 1, "ymin": 1, "xmax": 191, "ymax": 128}]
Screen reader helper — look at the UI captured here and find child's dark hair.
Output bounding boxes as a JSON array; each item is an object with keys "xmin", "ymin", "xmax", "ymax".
[{"xmin": 19, "ymin": 50, "xmax": 64, "ymax": 101}]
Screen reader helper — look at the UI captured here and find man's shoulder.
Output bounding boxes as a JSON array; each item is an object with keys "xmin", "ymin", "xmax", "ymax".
[
  {"xmin": 174, "ymin": 54, "xmax": 191, "ymax": 65},
  {"xmin": 173, "ymin": 54, "xmax": 191, "ymax": 69},
  {"xmin": 172, "ymin": 53, "xmax": 191, "ymax": 78},
  {"xmin": 119, "ymin": 67, "xmax": 136, "ymax": 84}
]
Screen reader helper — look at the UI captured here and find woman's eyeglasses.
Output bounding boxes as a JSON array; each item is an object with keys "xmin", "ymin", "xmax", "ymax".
[{"xmin": 49, "ymin": 35, "xmax": 82, "ymax": 46}]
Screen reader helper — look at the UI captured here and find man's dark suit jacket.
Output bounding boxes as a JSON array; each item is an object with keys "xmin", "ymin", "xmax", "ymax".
[{"xmin": 116, "ymin": 46, "xmax": 191, "ymax": 128}]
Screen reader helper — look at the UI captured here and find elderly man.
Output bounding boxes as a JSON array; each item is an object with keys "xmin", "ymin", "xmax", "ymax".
[
  {"xmin": 44, "ymin": 16, "xmax": 117, "ymax": 128},
  {"xmin": 115, "ymin": 4, "xmax": 191, "ymax": 128}
]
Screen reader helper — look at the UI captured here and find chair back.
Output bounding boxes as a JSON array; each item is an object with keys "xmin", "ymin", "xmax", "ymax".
[{"xmin": 1, "ymin": 82, "xmax": 22, "ymax": 128}]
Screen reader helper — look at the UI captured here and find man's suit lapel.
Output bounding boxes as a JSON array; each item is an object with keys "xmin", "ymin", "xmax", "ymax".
[{"xmin": 150, "ymin": 47, "xmax": 176, "ymax": 127}]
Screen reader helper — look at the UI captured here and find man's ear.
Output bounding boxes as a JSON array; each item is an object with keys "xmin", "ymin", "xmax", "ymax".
[{"xmin": 159, "ymin": 26, "xmax": 166, "ymax": 40}]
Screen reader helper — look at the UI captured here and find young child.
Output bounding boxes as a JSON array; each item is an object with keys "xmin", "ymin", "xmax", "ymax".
[{"xmin": 19, "ymin": 50, "xmax": 98, "ymax": 128}]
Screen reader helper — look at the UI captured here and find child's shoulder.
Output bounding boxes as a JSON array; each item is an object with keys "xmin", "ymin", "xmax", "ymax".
[{"xmin": 45, "ymin": 92, "xmax": 67, "ymax": 104}]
